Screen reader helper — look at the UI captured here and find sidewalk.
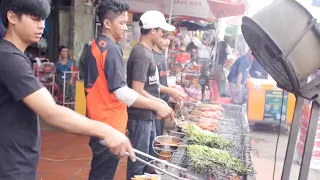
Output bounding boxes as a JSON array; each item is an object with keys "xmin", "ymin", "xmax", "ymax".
[
  {"xmin": 38, "ymin": 124, "xmax": 127, "ymax": 180},
  {"xmin": 251, "ymin": 129, "xmax": 320, "ymax": 180}
]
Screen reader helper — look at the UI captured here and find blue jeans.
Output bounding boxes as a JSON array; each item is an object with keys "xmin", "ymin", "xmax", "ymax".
[
  {"xmin": 126, "ymin": 120, "xmax": 156, "ymax": 180},
  {"xmin": 155, "ymin": 119, "xmax": 165, "ymax": 136},
  {"xmin": 88, "ymin": 137, "xmax": 119, "ymax": 180}
]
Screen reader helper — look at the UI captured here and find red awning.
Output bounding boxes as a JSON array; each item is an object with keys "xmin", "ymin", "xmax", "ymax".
[{"xmin": 207, "ymin": 0, "xmax": 246, "ymax": 18}]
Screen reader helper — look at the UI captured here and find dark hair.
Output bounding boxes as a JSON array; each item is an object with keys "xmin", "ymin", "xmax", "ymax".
[
  {"xmin": 186, "ymin": 42, "xmax": 198, "ymax": 53},
  {"xmin": 139, "ymin": 20, "xmax": 160, "ymax": 35},
  {"xmin": 40, "ymin": 51, "xmax": 46, "ymax": 57},
  {"xmin": 58, "ymin": 45, "xmax": 68, "ymax": 54},
  {"xmin": 97, "ymin": 0, "xmax": 129, "ymax": 23},
  {"xmin": 2, "ymin": 0, "xmax": 50, "ymax": 27}
]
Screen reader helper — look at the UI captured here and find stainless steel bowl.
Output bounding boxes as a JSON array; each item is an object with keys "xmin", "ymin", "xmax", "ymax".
[{"xmin": 152, "ymin": 136, "xmax": 183, "ymax": 159}]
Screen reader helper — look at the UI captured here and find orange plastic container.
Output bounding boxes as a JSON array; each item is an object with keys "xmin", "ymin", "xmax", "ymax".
[{"xmin": 246, "ymin": 78, "xmax": 296, "ymax": 124}]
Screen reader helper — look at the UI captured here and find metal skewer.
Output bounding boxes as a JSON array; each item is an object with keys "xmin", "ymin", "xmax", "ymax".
[
  {"xmin": 125, "ymin": 152, "xmax": 187, "ymax": 180},
  {"xmin": 99, "ymin": 140, "xmax": 188, "ymax": 172},
  {"xmin": 168, "ymin": 130, "xmax": 186, "ymax": 135},
  {"xmin": 156, "ymin": 143, "xmax": 187, "ymax": 148},
  {"xmin": 133, "ymin": 149, "xmax": 188, "ymax": 172}
]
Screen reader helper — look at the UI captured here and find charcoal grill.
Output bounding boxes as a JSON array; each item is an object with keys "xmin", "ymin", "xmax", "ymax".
[{"xmin": 164, "ymin": 103, "xmax": 255, "ymax": 180}]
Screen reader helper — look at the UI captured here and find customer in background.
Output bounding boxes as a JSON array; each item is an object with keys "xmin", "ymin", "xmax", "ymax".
[
  {"xmin": 0, "ymin": 1, "xmax": 135, "ymax": 179},
  {"xmin": 83, "ymin": 1, "xmax": 173, "ymax": 179},
  {"xmin": 126, "ymin": 10, "xmax": 179, "ymax": 179},
  {"xmin": 55, "ymin": 45, "xmax": 74, "ymax": 102},
  {"xmin": 227, "ymin": 49, "xmax": 254, "ymax": 104},
  {"xmin": 152, "ymin": 32, "xmax": 186, "ymax": 136}
]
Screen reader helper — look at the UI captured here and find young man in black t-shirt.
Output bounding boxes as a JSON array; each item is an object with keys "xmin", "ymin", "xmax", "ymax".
[
  {"xmin": 152, "ymin": 32, "xmax": 186, "ymax": 136},
  {"xmin": 0, "ymin": 1, "xmax": 136, "ymax": 179},
  {"xmin": 126, "ymin": 11, "xmax": 185, "ymax": 179}
]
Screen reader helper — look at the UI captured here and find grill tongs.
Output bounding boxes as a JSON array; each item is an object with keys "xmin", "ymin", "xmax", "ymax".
[{"xmin": 126, "ymin": 149, "xmax": 188, "ymax": 180}]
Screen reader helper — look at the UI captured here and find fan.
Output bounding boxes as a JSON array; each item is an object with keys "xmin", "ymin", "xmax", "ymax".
[
  {"xmin": 180, "ymin": 58, "xmax": 224, "ymax": 102},
  {"xmin": 241, "ymin": 0, "xmax": 320, "ymax": 179}
]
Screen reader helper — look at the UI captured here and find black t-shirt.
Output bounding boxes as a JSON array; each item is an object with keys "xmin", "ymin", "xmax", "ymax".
[
  {"xmin": 0, "ymin": 40, "xmax": 43, "ymax": 179},
  {"xmin": 153, "ymin": 50, "xmax": 169, "ymax": 102},
  {"xmin": 127, "ymin": 43, "xmax": 160, "ymax": 121}
]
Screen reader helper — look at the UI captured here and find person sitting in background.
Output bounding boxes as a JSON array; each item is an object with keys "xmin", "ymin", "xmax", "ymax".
[
  {"xmin": 227, "ymin": 49, "xmax": 254, "ymax": 105},
  {"xmin": 55, "ymin": 45, "xmax": 74, "ymax": 102}
]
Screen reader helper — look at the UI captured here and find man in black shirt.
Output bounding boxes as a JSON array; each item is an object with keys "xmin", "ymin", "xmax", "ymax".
[
  {"xmin": 0, "ymin": 1, "xmax": 135, "ymax": 179},
  {"xmin": 126, "ymin": 11, "xmax": 185, "ymax": 179},
  {"xmin": 152, "ymin": 32, "xmax": 186, "ymax": 136}
]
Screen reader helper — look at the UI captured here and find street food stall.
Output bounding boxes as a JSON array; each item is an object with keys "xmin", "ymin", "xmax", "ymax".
[{"xmin": 74, "ymin": 1, "xmax": 252, "ymax": 179}]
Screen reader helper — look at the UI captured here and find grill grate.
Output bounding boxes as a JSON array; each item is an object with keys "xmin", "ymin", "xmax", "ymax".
[{"xmin": 164, "ymin": 104, "xmax": 255, "ymax": 180}]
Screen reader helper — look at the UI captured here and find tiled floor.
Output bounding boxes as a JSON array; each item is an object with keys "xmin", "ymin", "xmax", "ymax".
[{"xmin": 38, "ymin": 123, "xmax": 127, "ymax": 180}]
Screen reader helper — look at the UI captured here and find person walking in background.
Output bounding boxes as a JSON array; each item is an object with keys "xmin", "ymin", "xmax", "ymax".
[
  {"xmin": 0, "ymin": 1, "xmax": 135, "ymax": 179},
  {"xmin": 227, "ymin": 49, "xmax": 254, "ymax": 104},
  {"xmin": 83, "ymin": 1, "xmax": 173, "ymax": 179}
]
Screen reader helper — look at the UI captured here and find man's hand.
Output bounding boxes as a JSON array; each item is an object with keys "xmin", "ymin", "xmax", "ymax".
[
  {"xmin": 169, "ymin": 88, "xmax": 186, "ymax": 102},
  {"xmin": 154, "ymin": 100, "xmax": 174, "ymax": 119},
  {"xmin": 100, "ymin": 127, "xmax": 136, "ymax": 162},
  {"xmin": 160, "ymin": 86, "xmax": 186, "ymax": 103}
]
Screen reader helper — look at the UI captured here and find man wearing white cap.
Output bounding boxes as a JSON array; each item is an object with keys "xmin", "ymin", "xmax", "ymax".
[{"xmin": 126, "ymin": 10, "xmax": 176, "ymax": 179}]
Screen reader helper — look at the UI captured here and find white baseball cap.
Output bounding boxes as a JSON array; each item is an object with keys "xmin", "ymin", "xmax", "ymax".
[{"xmin": 140, "ymin": 10, "xmax": 175, "ymax": 32}]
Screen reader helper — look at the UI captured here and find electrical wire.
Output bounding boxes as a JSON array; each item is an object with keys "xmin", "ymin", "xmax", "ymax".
[{"xmin": 273, "ymin": 90, "xmax": 285, "ymax": 180}]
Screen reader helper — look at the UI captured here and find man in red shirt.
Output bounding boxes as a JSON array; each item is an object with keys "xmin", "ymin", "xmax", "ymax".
[{"xmin": 84, "ymin": 1, "xmax": 173, "ymax": 179}]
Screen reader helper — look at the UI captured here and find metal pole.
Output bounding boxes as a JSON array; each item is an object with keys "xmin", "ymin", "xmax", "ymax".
[
  {"xmin": 63, "ymin": 72, "xmax": 66, "ymax": 106},
  {"xmin": 165, "ymin": 0, "xmax": 174, "ymax": 59},
  {"xmin": 168, "ymin": 0, "xmax": 173, "ymax": 25},
  {"xmin": 52, "ymin": 71, "xmax": 55, "ymax": 95},
  {"xmin": 298, "ymin": 101, "xmax": 320, "ymax": 180},
  {"xmin": 281, "ymin": 97, "xmax": 304, "ymax": 180}
]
